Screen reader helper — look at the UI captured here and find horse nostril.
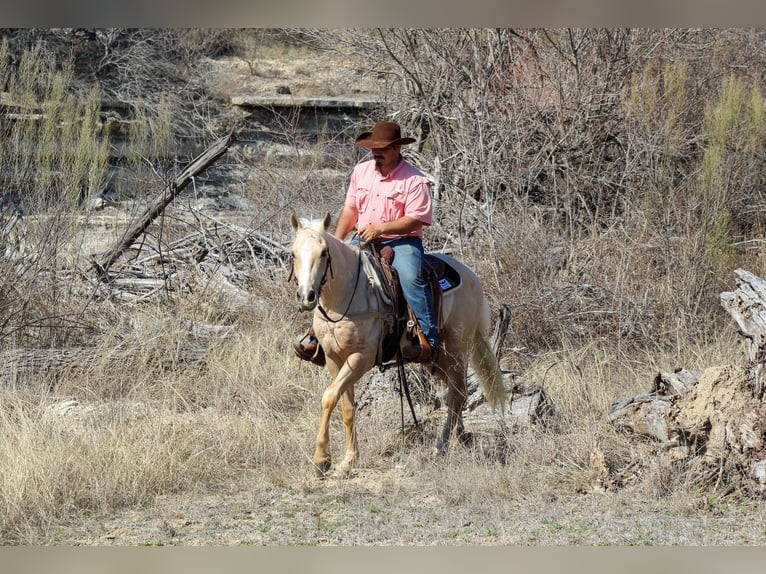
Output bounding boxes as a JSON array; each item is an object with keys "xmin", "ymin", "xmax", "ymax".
[{"xmin": 297, "ymin": 288, "xmax": 317, "ymax": 305}]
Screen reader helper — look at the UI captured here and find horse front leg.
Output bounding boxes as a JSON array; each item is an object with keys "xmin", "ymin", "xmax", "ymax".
[
  {"xmin": 313, "ymin": 352, "xmax": 368, "ymax": 477},
  {"xmin": 336, "ymin": 387, "xmax": 357, "ymax": 477},
  {"xmin": 313, "ymin": 386, "xmax": 335, "ymax": 475}
]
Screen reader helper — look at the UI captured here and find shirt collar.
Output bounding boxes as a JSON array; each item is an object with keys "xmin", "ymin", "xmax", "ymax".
[{"xmin": 376, "ymin": 155, "xmax": 404, "ymax": 179}]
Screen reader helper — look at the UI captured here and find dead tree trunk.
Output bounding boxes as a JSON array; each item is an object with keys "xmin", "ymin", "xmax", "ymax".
[
  {"xmin": 465, "ymin": 304, "xmax": 555, "ymax": 424},
  {"xmin": 93, "ymin": 128, "xmax": 237, "ymax": 280},
  {"xmin": 610, "ymin": 267, "xmax": 766, "ymax": 435},
  {"xmin": 720, "ymin": 267, "xmax": 766, "ymax": 363},
  {"xmin": 611, "ymin": 267, "xmax": 766, "ymax": 438},
  {"xmin": 720, "ymin": 267, "xmax": 766, "ymax": 399}
]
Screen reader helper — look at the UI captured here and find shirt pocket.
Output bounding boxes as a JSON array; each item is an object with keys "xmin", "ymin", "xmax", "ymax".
[
  {"xmin": 355, "ymin": 186, "xmax": 371, "ymax": 212},
  {"xmin": 382, "ymin": 187, "xmax": 406, "ymax": 220}
]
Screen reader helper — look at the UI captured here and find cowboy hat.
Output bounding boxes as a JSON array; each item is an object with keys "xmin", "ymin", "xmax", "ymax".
[{"xmin": 354, "ymin": 121, "xmax": 416, "ymax": 148}]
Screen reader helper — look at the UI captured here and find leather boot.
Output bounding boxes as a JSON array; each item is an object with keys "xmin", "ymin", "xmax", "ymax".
[
  {"xmin": 401, "ymin": 340, "xmax": 432, "ymax": 364},
  {"xmin": 293, "ymin": 328, "xmax": 325, "ymax": 366}
]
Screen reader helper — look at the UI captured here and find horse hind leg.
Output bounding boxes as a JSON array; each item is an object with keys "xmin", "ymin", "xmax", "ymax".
[
  {"xmin": 456, "ymin": 414, "xmax": 474, "ymax": 448},
  {"xmin": 434, "ymin": 359, "xmax": 469, "ymax": 456},
  {"xmin": 436, "ymin": 411, "xmax": 459, "ymax": 455},
  {"xmin": 437, "ymin": 330, "xmax": 506, "ymax": 455},
  {"xmin": 436, "ymin": 408, "xmax": 475, "ymax": 454}
]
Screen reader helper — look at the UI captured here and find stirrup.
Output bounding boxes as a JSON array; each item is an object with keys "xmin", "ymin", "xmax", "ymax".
[
  {"xmin": 401, "ymin": 340, "xmax": 432, "ymax": 364},
  {"xmin": 292, "ymin": 328, "xmax": 325, "ymax": 366}
]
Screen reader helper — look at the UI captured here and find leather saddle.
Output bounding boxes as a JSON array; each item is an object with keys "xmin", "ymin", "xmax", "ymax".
[{"xmin": 371, "ymin": 244, "xmax": 461, "ymax": 366}]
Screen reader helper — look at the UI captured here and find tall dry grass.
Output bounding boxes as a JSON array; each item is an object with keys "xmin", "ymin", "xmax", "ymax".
[
  {"xmin": 0, "ymin": 296, "xmax": 326, "ymax": 542},
  {"xmin": 0, "ymin": 273, "xmax": 749, "ymax": 543}
]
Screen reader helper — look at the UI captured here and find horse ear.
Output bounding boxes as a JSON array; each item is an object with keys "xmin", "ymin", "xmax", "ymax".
[
  {"xmin": 290, "ymin": 212, "xmax": 300, "ymax": 231},
  {"xmin": 323, "ymin": 212, "xmax": 332, "ymax": 231}
]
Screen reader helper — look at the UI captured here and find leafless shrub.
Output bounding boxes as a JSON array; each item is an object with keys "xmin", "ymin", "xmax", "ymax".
[{"xmin": 292, "ymin": 29, "xmax": 766, "ymax": 357}]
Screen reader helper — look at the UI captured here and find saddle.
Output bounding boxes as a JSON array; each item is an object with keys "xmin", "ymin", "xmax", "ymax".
[{"xmin": 370, "ymin": 244, "xmax": 461, "ymax": 367}]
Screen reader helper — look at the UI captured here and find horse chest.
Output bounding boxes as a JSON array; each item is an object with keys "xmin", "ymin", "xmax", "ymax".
[{"xmin": 313, "ymin": 317, "xmax": 378, "ymax": 355}]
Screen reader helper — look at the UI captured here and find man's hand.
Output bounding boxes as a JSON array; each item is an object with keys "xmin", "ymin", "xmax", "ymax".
[
  {"xmin": 358, "ymin": 224, "xmax": 383, "ymax": 243},
  {"xmin": 358, "ymin": 217, "xmax": 423, "ymax": 242}
]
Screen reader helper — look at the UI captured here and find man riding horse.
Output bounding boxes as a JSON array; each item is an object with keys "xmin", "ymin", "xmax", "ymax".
[{"xmin": 294, "ymin": 121, "xmax": 439, "ymax": 365}]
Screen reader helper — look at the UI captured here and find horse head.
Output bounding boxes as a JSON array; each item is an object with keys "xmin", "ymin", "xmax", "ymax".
[{"xmin": 290, "ymin": 212, "xmax": 333, "ymax": 311}]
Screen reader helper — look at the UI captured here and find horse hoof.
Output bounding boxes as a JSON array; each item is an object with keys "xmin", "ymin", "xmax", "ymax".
[
  {"xmin": 458, "ymin": 431, "xmax": 474, "ymax": 448},
  {"xmin": 313, "ymin": 458, "xmax": 331, "ymax": 476},
  {"xmin": 334, "ymin": 463, "xmax": 353, "ymax": 478}
]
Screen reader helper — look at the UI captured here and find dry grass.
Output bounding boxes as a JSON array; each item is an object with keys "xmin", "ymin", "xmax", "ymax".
[
  {"xmin": 1, "ymin": 294, "xmax": 758, "ymax": 544},
  {"xmin": 0, "ymin": 296, "xmax": 317, "ymax": 542}
]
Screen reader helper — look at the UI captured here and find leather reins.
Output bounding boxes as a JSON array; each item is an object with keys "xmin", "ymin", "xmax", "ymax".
[{"xmin": 314, "ymin": 247, "xmax": 363, "ymax": 324}]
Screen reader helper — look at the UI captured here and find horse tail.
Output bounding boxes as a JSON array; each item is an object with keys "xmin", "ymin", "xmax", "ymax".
[{"xmin": 471, "ymin": 298, "xmax": 507, "ymax": 410}]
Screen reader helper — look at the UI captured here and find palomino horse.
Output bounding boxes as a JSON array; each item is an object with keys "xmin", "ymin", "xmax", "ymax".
[{"xmin": 289, "ymin": 213, "xmax": 506, "ymax": 476}]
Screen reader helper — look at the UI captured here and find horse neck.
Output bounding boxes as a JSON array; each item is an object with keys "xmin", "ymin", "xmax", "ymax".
[{"xmin": 318, "ymin": 234, "xmax": 364, "ymax": 312}]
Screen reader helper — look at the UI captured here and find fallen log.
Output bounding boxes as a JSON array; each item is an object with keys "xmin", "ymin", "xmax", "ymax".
[
  {"xmin": 93, "ymin": 128, "xmax": 237, "ymax": 280},
  {"xmin": 607, "ymin": 368, "xmax": 699, "ymax": 444},
  {"xmin": 467, "ymin": 304, "xmax": 555, "ymax": 424},
  {"xmin": 1, "ymin": 346, "xmax": 207, "ymax": 388}
]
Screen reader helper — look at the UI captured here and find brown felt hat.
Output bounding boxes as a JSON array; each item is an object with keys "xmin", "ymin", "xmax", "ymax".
[{"xmin": 354, "ymin": 121, "xmax": 416, "ymax": 148}]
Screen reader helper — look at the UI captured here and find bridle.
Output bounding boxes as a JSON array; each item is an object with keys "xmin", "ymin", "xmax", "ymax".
[
  {"xmin": 290, "ymin": 237, "xmax": 363, "ymax": 324},
  {"xmin": 316, "ymin": 247, "xmax": 363, "ymax": 324}
]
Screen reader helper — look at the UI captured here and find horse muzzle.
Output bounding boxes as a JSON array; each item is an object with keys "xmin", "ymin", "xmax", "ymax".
[{"xmin": 296, "ymin": 286, "xmax": 318, "ymax": 311}]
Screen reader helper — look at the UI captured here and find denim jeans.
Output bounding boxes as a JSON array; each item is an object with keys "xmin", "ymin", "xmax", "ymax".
[{"xmin": 373, "ymin": 236, "xmax": 439, "ymax": 349}]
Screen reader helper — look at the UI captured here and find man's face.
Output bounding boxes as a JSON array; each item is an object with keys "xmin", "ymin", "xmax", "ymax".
[{"xmin": 372, "ymin": 144, "xmax": 401, "ymax": 174}]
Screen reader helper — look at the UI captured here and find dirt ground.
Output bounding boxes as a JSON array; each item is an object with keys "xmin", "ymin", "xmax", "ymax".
[
  {"xmin": 202, "ymin": 38, "xmax": 379, "ymax": 102},
  {"xmin": 45, "ymin": 466, "xmax": 766, "ymax": 546}
]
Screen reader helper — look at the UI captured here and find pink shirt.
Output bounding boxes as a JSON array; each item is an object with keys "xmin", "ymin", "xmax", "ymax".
[{"xmin": 344, "ymin": 157, "xmax": 432, "ymax": 239}]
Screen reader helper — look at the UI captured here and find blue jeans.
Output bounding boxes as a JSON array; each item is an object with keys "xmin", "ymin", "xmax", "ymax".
[{"xmin": 365, "ymin": 236, "xmax": 438, "ymax": 349}]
